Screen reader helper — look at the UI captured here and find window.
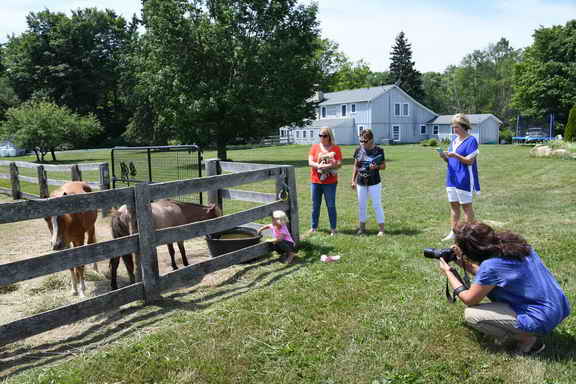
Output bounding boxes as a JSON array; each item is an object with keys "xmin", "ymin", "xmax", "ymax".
[
  {"xmin": 402, "ymin": 103, "xmax": 409, "ymax": 116},
  {"xmin": 341, "ymin": 104, "xmax": 347, "ymax": 117},
  {"xmin": 280, "ymin": 130, "xmax": 286, "ymax": 137},
  {"xmin": 420, "ymin": 125, "xmax": 427, "ymax": 135},
  {"xmin": 296, "ymin": 131, "xmax": 300, "ymax": 138},
  {"xmin": 303, "ymin": 130, "xmax": 307, "ymax": 138},
  {"xmin": 351, "ymin": 104, "xmax": 356, "ymax": 113},
  {"xmin": 392, "ymin": 125, "xmax": 400, "ymax": 141},
  {"xmin": 394, "ymin": 103, "xmax": 401, "ymax": 116},
  {"xmin": 433, "ymin": 125, "xmax": 439, "ymax": 135},
  {"xmin": 357, "ymin": 125, "xmax": 365, "ymax": 137},
  {"xmin": 321, "ymin": 107, "xmax": 326, "ymax": 118},
  {"xmin": 310, "ymin": 130, "xmax": 313, "ymax": 138}
]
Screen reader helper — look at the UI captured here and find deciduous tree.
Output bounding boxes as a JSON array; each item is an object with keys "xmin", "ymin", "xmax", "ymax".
[
  {"xmin": 0, "ymin": 100, "xmax": 103, "ymax": 161},
  {"xmin": 136, "ymin": 0, "xmax": 321, "ymax": 160}
]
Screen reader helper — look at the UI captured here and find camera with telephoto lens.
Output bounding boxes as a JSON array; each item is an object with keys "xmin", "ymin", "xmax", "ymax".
[{"xmin": 423, "ymin": 248, "xmax": 457, "ymax": 263}]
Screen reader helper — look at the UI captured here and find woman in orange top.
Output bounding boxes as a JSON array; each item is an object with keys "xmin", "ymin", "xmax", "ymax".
[{"xmin": 307, "ymin": 127, "xmax": 342, "ymax": 235}]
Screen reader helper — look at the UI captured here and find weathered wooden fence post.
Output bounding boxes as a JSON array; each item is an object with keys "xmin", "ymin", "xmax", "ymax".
[
  {"xmin": 206, "ymin": 158, "xmax": 223, "ymax": 212},
  {"xmin": 99, "ymin": 163, "xmax": 111, "ymax": 216},
  {"xmin": 9, "ymin": 162, "xmax": 21, "ymax": 200},
  {"xmin": 37, "ymin": 165, "xmax": 49, "ymax": 198},
  {"xmin": 285, "ymin": 167, "xmax": 299, "ymax": 245},
  {"xmin": 71, "ymin": 165, "xmax": 82, "ymax": 181},
  {"xmin": 134, "ymin": 182, "xmax": 162, "ymax": 303}
]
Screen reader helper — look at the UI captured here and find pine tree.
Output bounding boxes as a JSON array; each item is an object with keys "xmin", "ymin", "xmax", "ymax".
[{"xmin": 389, "ymin": 32, "xmax": 425, "ymax": 102}]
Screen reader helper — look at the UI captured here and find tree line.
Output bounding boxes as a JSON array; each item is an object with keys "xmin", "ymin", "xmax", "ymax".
[{"xmin": 0, "ymin": 1, "xmax": 574, "ymax": 161}]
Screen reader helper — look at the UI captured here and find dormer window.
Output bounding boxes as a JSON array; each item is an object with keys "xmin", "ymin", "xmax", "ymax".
[{"xmin": 341, "ymin": 105, "xmax": 347, "ymax": 117}]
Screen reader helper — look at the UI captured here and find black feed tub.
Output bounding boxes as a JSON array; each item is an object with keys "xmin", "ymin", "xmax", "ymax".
[{"xmin": 206, "ymin": 227, "xmax": 262, "ymax": 257}]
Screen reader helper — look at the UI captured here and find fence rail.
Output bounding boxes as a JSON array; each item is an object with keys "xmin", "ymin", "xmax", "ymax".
[
  {"xmin": 0, "ymin": 160, "xmax": 110, "ymax": 200},
  {"xmin": 0, "ymin": 159, "xmax": 299, "ymax": 345}
]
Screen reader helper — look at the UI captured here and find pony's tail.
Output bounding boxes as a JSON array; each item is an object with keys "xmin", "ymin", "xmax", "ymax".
[{"xmin": 110, "ymin": 209, "xmax": 130, "ymax": 239}]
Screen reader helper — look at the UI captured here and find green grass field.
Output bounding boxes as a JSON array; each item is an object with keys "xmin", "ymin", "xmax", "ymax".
[{"xmin": 2, "ymin": 144, "xmax": 576, "ymax": 383}]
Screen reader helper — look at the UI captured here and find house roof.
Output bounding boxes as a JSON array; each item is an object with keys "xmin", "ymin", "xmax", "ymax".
[
  {"xmin": 429, "ymin": 114, "xmax": 503, "ymax": 125},
  {"xmin": 288, "ymin": 118, "xmax": 355, "ymax": 130},
  {"xmin": 318, "ymin": 86, "xmax": 394, "ymax": 106}
]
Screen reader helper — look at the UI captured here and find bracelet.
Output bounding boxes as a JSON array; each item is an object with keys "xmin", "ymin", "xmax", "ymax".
[{"xmin": 453, "ymin": 285, "xmax": 467, "ymax": 297}]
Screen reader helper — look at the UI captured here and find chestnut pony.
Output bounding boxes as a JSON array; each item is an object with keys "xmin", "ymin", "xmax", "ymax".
[
  {"xmin": 109, "ymin": 199, "xmax": 221, "ymax": 290},
  {"xmin": 44, "ymin": 181, "xmax": 98, "ymax": 297}
]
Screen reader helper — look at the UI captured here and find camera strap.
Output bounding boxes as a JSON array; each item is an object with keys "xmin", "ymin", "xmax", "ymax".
[{"xmin": 445, "ymin": 268, "xmax": 471, "ymax": 303}]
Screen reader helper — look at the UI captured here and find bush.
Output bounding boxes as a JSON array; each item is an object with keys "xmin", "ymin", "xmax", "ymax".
[
  {"xmin": 500, "ymin": 129, "xmax": 514, "ymax": 144},
  {"xmin": 565, "ymin": 105, "xmax": 576, "ymax": 142},
  {"xmin": 419, "ymin": 138, "xmax": 438, "ymax": 147}
]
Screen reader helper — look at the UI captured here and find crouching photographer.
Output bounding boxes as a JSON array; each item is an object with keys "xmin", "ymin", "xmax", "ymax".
[{"xmin": 435, "ymin": 222, "xmax": 570, "ymax": 354}]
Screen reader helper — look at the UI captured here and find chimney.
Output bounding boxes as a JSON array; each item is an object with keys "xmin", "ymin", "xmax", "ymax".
[{"xmin": 314, "ymin": 89, "xmax": 324, "ymax": 103}]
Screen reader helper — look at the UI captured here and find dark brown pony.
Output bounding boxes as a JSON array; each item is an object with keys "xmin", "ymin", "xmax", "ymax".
[
  {"xmin": 109, "ymin": 199, "xmax": 221, "ymax": 290},
  {"xmin": 43, "ymin": 181, "xmax": 98, "ymax": 297}
]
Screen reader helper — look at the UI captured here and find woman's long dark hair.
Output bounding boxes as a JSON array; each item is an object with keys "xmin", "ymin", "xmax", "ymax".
[{"xmin": 454, "ymin": 222, "xmax": 531, "ymax": 262}]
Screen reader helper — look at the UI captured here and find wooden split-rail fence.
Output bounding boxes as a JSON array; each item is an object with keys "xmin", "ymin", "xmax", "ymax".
[
  {"xmin": 0, "ymin": 160, "xmax": 110, "ymax": 200},
  {"xmin": 0, "ymin": 159, "xmax": 298, "ymax": 346}
]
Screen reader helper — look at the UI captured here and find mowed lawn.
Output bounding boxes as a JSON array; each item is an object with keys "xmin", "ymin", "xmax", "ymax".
[{"xmin": 2, "ymin": 144, "xmax": 576, "ymax": 384}]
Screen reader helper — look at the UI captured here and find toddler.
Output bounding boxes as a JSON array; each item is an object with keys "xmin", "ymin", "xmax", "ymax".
[{"xmin": 257, "ymin": 210, "xmax": 297, "ymax": 264}]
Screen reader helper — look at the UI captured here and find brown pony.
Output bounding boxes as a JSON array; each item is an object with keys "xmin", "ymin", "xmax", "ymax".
[
  {"xmin": 44, "ymin": 181, "xmax": 98, "ymax": 297},
  {"xmin": 109, "ymin": 199, "xmax": 221, "ymax": 290}
]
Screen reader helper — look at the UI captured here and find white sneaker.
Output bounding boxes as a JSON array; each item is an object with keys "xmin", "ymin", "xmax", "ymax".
[{"xmin": 441, "ymin": 231, "xmax": 455, "ymax": 242}]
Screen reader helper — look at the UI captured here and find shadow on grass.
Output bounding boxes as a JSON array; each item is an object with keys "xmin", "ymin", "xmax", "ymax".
[
  {"xmin": 337, "ymin": 226, "xmax": 421, "ymax": 237},
  {"xmin": 470, "ymin": 327, "xmax": 576, "ymax": 362},
  {"xmin": 0, "ymin": 254, "xmax": 305, "ymax": 379}
]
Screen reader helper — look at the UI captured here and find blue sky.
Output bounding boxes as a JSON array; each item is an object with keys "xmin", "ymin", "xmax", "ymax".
[{"xmin": 1, "ymin": 0, "xmax": 574, "ymax": 73}]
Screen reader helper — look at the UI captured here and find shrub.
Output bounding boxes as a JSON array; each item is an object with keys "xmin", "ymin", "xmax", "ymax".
[
  {"xmin": 500, "ymin": 129, "xmax": 513, "ymax": 144},
  {"xmin": 565, "ymin": 105, "xmax": 576, "ymax": 142},
  {"xmin": 419, "ymin": 138, "xmax": 439, "ymax": 147}
]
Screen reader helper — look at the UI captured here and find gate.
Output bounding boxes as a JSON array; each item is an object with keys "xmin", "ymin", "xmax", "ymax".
[{"xmin": 111, "ymin": 145, "xmax": 203, "ymax": 203}]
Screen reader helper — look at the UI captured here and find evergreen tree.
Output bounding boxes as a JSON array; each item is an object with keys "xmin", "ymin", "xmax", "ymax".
[{"xmin": 389, "ymin": 32, "xmax": 425, "ymax": 102}]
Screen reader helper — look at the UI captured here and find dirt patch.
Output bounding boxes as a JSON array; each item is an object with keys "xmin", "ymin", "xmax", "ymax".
[{"xmin": 0, "ymin": 195, "xmax": 278, "ymax": 378}]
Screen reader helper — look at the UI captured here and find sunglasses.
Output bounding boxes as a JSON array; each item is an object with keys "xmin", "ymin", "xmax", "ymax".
[
  {"xmin": 318, "ymin": 134, "xmax": 329, "ymax": 138},
  {"xmin": 359, "ymin": 138, "xmax": 372, "ymax": 143}
]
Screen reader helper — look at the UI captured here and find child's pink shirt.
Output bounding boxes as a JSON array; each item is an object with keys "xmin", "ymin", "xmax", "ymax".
[{"xmin": 272, "ymin": 223, "xmax": 295, "ymax": 245}]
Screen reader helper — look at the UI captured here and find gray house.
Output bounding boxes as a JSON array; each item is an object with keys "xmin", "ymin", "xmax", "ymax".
[
  {"xmin": 426, "ymin": 114, "xmax": 502, "ymax": 144},
  {"xmin": 280, "ymin": 85, "xmax": 501, "ymax": 145}
]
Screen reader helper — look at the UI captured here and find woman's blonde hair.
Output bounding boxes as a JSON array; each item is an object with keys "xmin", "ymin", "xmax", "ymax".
[
  {"xmin": 272, "ymin": 210, "xmax": 289, "ymax": 225},
  {"xmin": 452, "ymin": 113, "xmax": 471, "ymax": 131},
  {"xmin": 319, "ymin": 127, "xmax": 336, "ymax": 145}
]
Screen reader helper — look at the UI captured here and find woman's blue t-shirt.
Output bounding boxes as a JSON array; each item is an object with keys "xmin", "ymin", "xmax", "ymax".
[
  {"xmin": 474, "ymin": 249, "xmax": 570, "ymax": 334},
  {"xmin": 446, "ymin": 135, "xmax": 480, "ymax": 193}
]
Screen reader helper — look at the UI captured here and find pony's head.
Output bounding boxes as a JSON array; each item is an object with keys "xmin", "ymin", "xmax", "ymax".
[
  {"xmin": 44, "ymin": 215, "xmax": 68, "ymax": 250},
  {"xmin": 44, "ymin": 191, "xmax": 68, "ymax": 250}
]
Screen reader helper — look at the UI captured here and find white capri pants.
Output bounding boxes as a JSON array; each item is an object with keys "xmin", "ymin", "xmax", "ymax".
[{"xmin": 357, "ymin": 183, "xmax": 385, "ymax": 224}]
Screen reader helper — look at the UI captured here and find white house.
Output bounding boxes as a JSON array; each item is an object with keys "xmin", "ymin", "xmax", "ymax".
[
  {"xmin": 0, "ymin": 140, "xmax": 26, "ymax": 157},
  {"xmin": 280, "ymin": 85, "xmax": 501, "ymax": 145}
]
